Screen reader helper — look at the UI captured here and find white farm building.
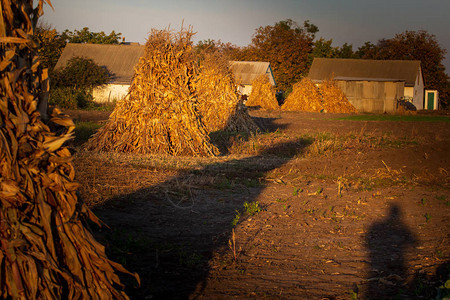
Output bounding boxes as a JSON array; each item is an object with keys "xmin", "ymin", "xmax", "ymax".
[{"xmin": 55, "ymin": 43, "xmax": 144, "ymax": 103}]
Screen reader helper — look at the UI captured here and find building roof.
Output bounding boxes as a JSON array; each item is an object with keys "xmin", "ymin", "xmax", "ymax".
[
  {"xmin": 55, "ymin": 43, "xmax": 145, "ymax": 84},
  {"xmin": 229, "ymin": 61, "xmax": 276, "ymax": 86},
  {"xmin": 308, "ymin": 58, "xmax": 421, "ymax": 87}
]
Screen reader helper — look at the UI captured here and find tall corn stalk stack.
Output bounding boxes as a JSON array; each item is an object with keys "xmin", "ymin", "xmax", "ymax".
[
  {"xmin": 245, "ymin": 75, "xmax": 279, "ymax": 110},
  {"xmin": 0, "ymin": 1, "xmax": 138, "ymax": 299},
  {"xmin": 319, "ymin": 80, "xmax": 358, "ymax": 113},
  {"xmin": 282, "ymin": 78, "xmax": 357, "ymax": 113},
  {"xmin": 86, "ymin": 28, "xmax": 219, "ymax": 156},
  {"xmin": 281, "ymin": 78, "xmax": 323, "ymax": 112},
  {"xmin": 195, "ymin": 52, "xmax": 259, "ymax": 134}
]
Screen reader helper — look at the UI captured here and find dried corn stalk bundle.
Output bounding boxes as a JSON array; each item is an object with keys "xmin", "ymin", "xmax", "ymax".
[
  {"xmin": 86, "ymin": 28, "xmax": 218, "ymax": 156},
  {"xmin": 282, "ymin": 78, "xmax": 323, "ymax": 112},
  {"xmin": 320, "ymin": 79, "xmax": 357, "ymax": 113},
  {"xmin": 195, "ymin": 53, "xmax": 259, "ymax": 134},
  {"xmin": 245, "ymin": 75, "xmax": 279, "ymax": 110},
  {"xmin": 0, "ymin": 1, "xmax": 138, "ymax": 299}
]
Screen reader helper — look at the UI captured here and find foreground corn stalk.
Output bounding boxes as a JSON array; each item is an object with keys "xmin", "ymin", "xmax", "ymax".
[{"xmin": 0, "ymin": 1, "xmax": 138, "ymax": 299}]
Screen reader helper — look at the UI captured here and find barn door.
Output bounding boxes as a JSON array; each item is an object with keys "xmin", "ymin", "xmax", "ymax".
[{"xmin": 427, "ymin": 91, "xmax": 435, "ymax": 110}]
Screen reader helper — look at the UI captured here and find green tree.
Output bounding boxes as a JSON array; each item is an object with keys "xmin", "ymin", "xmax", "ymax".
[
  {"xmin": 33, "ymin": 23, "xmax": 67, "ymax": 70},
  {"xmin": 50, "ymin": 57, "xmax": 110, "ymax": 108},
  {"xmin": 355, "ymin": 41, "xmax": 378, "ymax": 59},
  {"xmin": 60, "ymin": 27, "xmax": 122, "ymax": 44},
  {"xmin": 335, "ymin": 43, "xmax": 356, "ymax": 58},
  {"xmin": 53, "ymin": 57, "xmax": 110, "ymax": 89},
  {"xmin": 34, "ymin": 26, "xmax": 122, "ymax": 72},
  {"xmin": 311, "ymin": 38, "xmax": 338, "ymax": 58}
]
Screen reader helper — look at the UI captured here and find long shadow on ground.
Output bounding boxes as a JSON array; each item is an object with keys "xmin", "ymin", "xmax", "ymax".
[{"xmin": 91, "ymin": 138, "xmax": 311, "ymax": 299}]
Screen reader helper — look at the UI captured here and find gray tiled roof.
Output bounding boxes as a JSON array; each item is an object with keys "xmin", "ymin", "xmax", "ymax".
[
  {"xmin": 229, "ymin": 61, "xmax": 276, "ymax": 86},
  {"xmin": 308, "ymin": 58, "xmax": 421, "ymax": 87},
  {"xmin": 55, "ymin": 43, "xmax": 145, "ymax": 84}
]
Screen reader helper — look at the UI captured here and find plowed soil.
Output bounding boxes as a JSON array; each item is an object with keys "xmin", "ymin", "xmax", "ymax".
[{"xmin": 70, "ymin": 109, "xmax": 449, "ymax": 299}]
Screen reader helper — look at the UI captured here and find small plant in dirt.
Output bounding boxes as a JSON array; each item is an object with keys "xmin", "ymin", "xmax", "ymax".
[
  {"xmin": 244, "ymin": 201, "xmax": 262, "ymax": 216},
  {"xmin": 436, "ymin": 195, "xmax": 446, "ymax": 201},
  {"xmin": 231, "ymin": 210, "xmax": 241, "ymax": 226},
  {"xmin": 424, "ymin": 213, "xmax": 432, "ymax": 222},
  {"xmin": 293, "ymin": 187, "xmax": 303, "ymax": 196},
  {"xmin": 420, "ymin": 198, "xmax": 427, "ymax": 206}
]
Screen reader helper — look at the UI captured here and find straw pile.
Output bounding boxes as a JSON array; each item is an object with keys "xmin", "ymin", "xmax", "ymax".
[
  {"xmin": 282, "ymin": 78, "xmax": 357, "ymax": 113},
  {"xmin": 282, "ymin": 78, "xmax": 322, "ymax": 112},
  {"xmin": 245, "ymin": 75, "xmax": 279, "ymax": 110},
  {"xmin": 320, "ymin": 80, "xmax": 358, "ymax": 113},
  {"xmin": 86, "ymin": 28, "xmax": 219, "ymax": 156},
  {"xmin": 195, "ymin": 53, "xmax": 259, "ymax": 134},
  {"xmin": 0, "ymin": 1, "xmax": 138, "ymax": 299}
]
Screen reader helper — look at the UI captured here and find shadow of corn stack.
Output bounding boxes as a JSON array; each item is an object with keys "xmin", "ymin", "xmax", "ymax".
[
  {"xmin": 0, "ymin": 0, "xmax": 138, "ymax": 299},
  {"xmin": 282, "ymin": 78, "xmax": 357, "ymax": 113},
  {"xmin": 85, "ymin": 27, "xmax": 258, "ymax": 156}
]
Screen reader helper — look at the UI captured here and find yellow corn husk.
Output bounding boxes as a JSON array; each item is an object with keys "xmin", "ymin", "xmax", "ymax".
[
  {"xmin": 245, "ymin": 75, "xmax": 279, "ymax": 110},
  {"xmin": 195, "ymin": 52, "xmax": 259, "ymax": 134},
  {"xmin": 282, "ymin": 78, "xmax": 357, "ymax": 113},
  {"xmin": 319, "ymin": 79, "xmax": 358, "ymax": 113},
  {"xmin": 282, "ymin": 78, "xmax": 323, "ymax": 112},
  {"xmin": 0, "ymin": 1, "xmax": 138, "ymax": 299},
  {"xmin": 86, "ymin": 27, "xmax": 219, "ymax": 156}
]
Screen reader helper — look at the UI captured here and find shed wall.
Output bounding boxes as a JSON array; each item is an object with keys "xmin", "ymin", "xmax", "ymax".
[
  {"xmin": 93, "ymin": 84, "xmax": 130, "ymax": 103},
  {"xmin": 336, "ymin": 80, "xmax": 404, "ymax": 113}
]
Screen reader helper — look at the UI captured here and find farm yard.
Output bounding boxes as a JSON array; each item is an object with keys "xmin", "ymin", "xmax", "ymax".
[
  {"xmin": 2, "ymin": 1, "xmax": 450, "ymax": 299},
  {"xmin": 69, "ymin": 109, "xmax": 450, "ymax": 299}
]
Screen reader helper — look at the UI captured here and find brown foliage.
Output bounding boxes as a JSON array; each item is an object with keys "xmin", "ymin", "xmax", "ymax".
[
  {"xmin": 0, "ymin": 0, "xmax": 138, "ymax": 299},
  {"xmin": 233, "ymin": 19, "xmax": 315, "ymax": 92}
]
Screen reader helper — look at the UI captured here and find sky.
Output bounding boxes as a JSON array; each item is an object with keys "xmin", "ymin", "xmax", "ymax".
[{"xmin": 42, "ymin": 0, "xmax": 450, "ymax": 74}]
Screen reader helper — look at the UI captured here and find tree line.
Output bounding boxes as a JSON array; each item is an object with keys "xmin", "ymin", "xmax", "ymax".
[{"xmin": 35, "ymin": 20, "xmax": 449, "ymax": 108}]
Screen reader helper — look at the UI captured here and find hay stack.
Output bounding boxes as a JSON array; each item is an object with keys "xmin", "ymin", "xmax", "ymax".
[
  {"xmin": 86, "ymin": 28, "xmax": 218, "ymax": 156},
  {"xmin": 282, "ymin": 78, "xmax": 322, "ymax": 112},
  {"xmin": 282, "ymin": 78, "xmax": 357, "ymax": 113},
  {"xmin": 195, "ymin": 53, "xmax": 259, "ymax": 133},
  {"xmin": 320, "ymin": 80, "xmax": 358, "ymax": 113},
  {"xmin": 0, "ymin": 1, "xmax": 137, "ymax": 299},
  {"xmin": 245, "ymin": 75, "xmax": 279, "ymax": 110}
]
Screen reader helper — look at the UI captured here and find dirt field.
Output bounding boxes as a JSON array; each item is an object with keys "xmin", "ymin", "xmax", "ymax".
[{"xmin": 68, "ymin": 109, "xmax": 449, "ymax": 299}]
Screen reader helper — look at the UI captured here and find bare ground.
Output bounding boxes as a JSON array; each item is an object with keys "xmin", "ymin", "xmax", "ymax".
[{"xmin": 69, "ymin": 109, "xmax": 450, "ymax": 299}]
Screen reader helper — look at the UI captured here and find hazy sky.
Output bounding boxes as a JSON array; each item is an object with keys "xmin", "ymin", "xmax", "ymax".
[{"xmin": 42, "ymin": 0, "xmax": 450, "ymax": 73}]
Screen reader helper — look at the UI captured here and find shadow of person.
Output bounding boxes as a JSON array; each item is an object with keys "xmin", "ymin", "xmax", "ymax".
[{"xmin": 365, "ymin": 204, "xmax": 417, "ymax": 299}]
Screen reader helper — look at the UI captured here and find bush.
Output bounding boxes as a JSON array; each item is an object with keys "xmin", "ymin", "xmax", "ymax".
[
  {"xmin": 50, "ymin": 56, "xmax": 110, "ymax": 109},
  {"xmin": 52, "ymin": 57, "xmax": 110, "ymax": 89},
  {"xmin": 49, "ymin": 87, "xmax": 94, "ymax": 109}
]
